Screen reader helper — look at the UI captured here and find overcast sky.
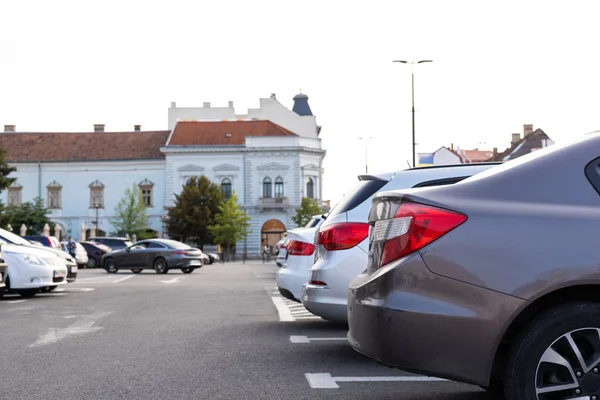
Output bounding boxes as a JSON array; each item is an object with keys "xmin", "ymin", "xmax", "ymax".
[{"xmin": 1, "ymin": 0, "xmax": 599, "ymax": 205}]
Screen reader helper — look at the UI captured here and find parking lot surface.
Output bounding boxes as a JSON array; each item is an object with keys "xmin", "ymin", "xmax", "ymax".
[{"xmin": 0, "ymin": 262, "xmax": 494, "ymax": 399}]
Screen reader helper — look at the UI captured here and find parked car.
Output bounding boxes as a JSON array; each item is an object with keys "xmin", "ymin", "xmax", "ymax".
[
  {"xmin": 23, "ymin": 235, "xmax": 62, "ymax": 250},
  {"xmin": 0, "ymin": 238, "xmax": 68, "ymax": 297},
  {"xmin": 0, "ymin": 248, "xmax": 7, "ymax": 297},
  {"xmin": 0, "ymin": 229, "xmax": 77, "ymax": 283},
  {"xmin": 276, "ymin": 215, "xmax": 325, "ymax": 268},
  {"xmin": 301, "ymin": 162, "xmax": 501, "ymax": 322},
  {"xmin": 275, "ymin": 235, "xmax": 288, "ymax": 267},
  {"xmin": 204, "ymin": 253, "xmax": 219, "ymax": 264},
  {"xmin": 102, "ymin": 238, "xmax": 204, "ymax": 274},
  {"xmin": 91, "ymin": 237, "xmax": 133, "ymax": 251},
  {"xmin": 275, "ymin": 227, "xmax": 320, "ymax": 302},
  {"xmin": 347, "ymin": 133, "xmax": 600, "ymax": 399},
  {"xmin": 79, "ymin": 241, "xmax": 112, "ymax": 268},
  {"xmin": 61, "ymin": 241, "xmax": 89, "ymax": 267}
]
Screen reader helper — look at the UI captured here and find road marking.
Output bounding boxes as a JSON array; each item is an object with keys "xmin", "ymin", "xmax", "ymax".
[
  {"xmin": 113, "ymin": 275, "xmax": 135, "ymax": 284},
  {"xmin": 6, "ymin": 300, "xmax": 27, "ymax": 304},
  {"xmin": 74, "ymin": 277, "xmax": 108, "ymax": 281},
  {"xmin": 30, "ymin": 311, "xmax": 113, "ymax": 348},
  {"xmin": 305, "ymin": 373, "xmax": 447, "ymax": 388},
  {"xmin": 45, "ymin": 292, "xmax": 66, "ymax": 296},
  {"xmin": 290, "ymin": 335, "xmax": 347, "ymax": 343},
  {"xmin": 66, "ymin": 287, "xmax": 95, "ymax": 292},
  {"xmin": 271, "ymin": 296, "xmax": 294, "ymax": 321},
  {"xmin": 160, "ymin": 277, "xmax": 180, "ymax": 284}
]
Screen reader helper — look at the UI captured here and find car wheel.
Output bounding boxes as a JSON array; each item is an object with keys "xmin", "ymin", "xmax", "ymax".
[
  {"xmin": 88, "ymin": 257, "xmax": 97, "ymax": 268},
  {"xmin": 104, "ymin": 258, "xmax": 118, "ymax": 273},
  {"xmin": 153, "ymin": 258, "xmax": 168, "ymax": 274},
  {"xmin": 131, "ymin": 269, "xmax": 142, "ymax": 274},
  {"xmin": 181, "ymin": 267, "xmax": 194, "ymax": 274},
  {"xmin": 504, "ymin": 302, "xmax": 600, "ymax": 400},
  {"xmin": 17, "ymin": 289, "xmax": 38, "ymax": 298}
]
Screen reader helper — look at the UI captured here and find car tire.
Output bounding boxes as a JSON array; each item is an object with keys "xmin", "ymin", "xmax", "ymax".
[
  {"xmin": 131, "ymin": 269, "xmax": 142, "ymax": 274},
  {"xmin": 17, "ymin": 289, "xmax": 38, "ymax": 298},
  {"xmin": 104, "ymin": 258, "xmax": 118, "ymax": 273},
  {"xmin": 88, "ymin": 257, "xmax": 97, "ymax": 268},
  {"xmin": 504, "ymin": 302, "xmax": 600, "ymax": 400},
  {"xmin": 181, "ymin": 267, "xmax": 194, "ymax": 274},
  {"xmin": 153, "ymin": 258, "xmax": 168, "ymax": 274}
]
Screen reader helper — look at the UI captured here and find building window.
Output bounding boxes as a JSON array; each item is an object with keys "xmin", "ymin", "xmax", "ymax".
[
  {"xmin": 262, "ymin": 177, "xmax": 272, "ymax": 198},
  {"xmin": 221, "ymin": 178, "xmax": 232, "ymax": 200},
  {"xmin": 306, "ymin": 177, "xmax": 314, "ymax": 199},
  {"xmin": 47, "ymin": 180, "xmax": 62, "ymax": 209},
  {"xmin": 89, "ymin": 180, "xmax": 105, "ymax": 208},
  {"xmin": 274, "ymin": 177, "xmax": 284, "ymax": 198},
  {"xmin": 139, "ymin": 178, "xmax": 154, "ymax": 207},
  {"xmin": 8, "ymin": 183, "xmax": 22, "ymax": 206}
]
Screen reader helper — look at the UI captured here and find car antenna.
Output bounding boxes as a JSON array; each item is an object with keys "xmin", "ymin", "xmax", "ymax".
[{"xmin": 407, "ymin": 160, "xmax": 411, "ymax": 168}]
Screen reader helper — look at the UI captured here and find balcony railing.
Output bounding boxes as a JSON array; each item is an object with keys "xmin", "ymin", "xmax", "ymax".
[{"xmin": 259, "ymin": 197, "xmax": 288, "ymax": 207}]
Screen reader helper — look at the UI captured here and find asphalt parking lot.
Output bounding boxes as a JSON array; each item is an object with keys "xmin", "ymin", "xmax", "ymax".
[{"xmin": 0, "ymin": 262, "xmax": 494, "ymax": 399}]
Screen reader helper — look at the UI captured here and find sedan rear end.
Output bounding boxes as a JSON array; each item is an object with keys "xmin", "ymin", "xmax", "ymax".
[{"xmin": 275, "ymin": 228, "xmax": 318, "ymax": 302}]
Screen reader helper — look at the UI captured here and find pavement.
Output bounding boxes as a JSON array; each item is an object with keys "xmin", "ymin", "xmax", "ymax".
[{"xmin": 0, "ymin": 261, "xmax": 495, "ymax": 399}]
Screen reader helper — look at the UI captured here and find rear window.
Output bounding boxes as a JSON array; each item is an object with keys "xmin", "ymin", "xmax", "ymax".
[
  {"xmin": 304, "ymin": 217, "xmax": 321, "ymax": 228},
  {"xmin": 327, "ymin": 178, "xmax": 387, "ymax": 219}
]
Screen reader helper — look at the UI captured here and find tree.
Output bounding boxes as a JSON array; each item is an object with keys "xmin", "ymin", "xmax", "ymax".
[
  {"xmin": 166, "ymin": 176, "xmax": 224, "ymax": 248},
  {"xmin": 291, "ymin": 197, "xmax": 323, "ymax": 227},
  {"xmin": 5, "ymin": 197, "xmax": 51, "ymax": 234},
  {"xmin": 0, "ymin": 148, "xmax": 17, "ymax": 228},
  {"xmin": 208, "ymin": 193, "xmax": 250, "ymax": 258},
  {"xmin": 111, "ymin": 184, "xmax": 150, "ymax": 237}
]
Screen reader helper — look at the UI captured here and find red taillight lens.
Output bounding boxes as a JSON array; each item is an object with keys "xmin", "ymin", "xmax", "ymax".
[
  {"xmin": 286, "ymin": 240, "xmax": 315, "ymax": 256},
  {"xmin": 317, "ymin": 222, "xmax": 369, "ymax": 251},
  {"xmin": 174, "ymin": 251, "xmax": 189, "ymax": 255},
  {"xmin": 379, "ymin": 202, "xmax": 467, "ymax": 267}
]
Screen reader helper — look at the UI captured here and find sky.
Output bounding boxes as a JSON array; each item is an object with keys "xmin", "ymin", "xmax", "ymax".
[{"xmin": 1, "ymin": 0, "xmax": 600, "ymax": 206}]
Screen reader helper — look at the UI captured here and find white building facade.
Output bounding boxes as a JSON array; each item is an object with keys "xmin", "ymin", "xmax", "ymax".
[{"xmin": 0, "ymin": 93, "xmax": 325, "ymax": 256}]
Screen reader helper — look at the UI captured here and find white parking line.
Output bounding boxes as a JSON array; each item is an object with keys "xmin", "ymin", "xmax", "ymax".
[
  {"xmin": 65, "ymin": 287, "xmax": 95, "ymax": 292},
  {"xmin": 113, "ymin": 275, "xmax": 135, "ymax": 284},
  {"xmin": 271, "ymin": 297, "xmax": 295, "ymax": 321},
  {"xmin": 305, "ymin": 373, "xmax": 447, "ymax": 388},
  {"xmin": 290, "ymin": 335, "xmax": 347, "ymax": 343},
  {"xmin": 29, "ymin": 311, "xmax": 113, "ymax": 348},
  {"xmin": 6, "ymin": 300, "xmax": 27, "ymax": 304},
  {"xmin": 160, "ymin": 277, "xmax": 180, "ymax": 284}
]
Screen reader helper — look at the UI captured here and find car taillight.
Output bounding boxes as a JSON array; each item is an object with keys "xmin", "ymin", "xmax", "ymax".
[
  {"xmin": 375, "ymin": 202, "xmax": 467, "ymax": 267},
  {"xmin": 317, "ymin": 222, "xmax": 369, "ymax": 251},
  {"xmin": 174, "ymin": 251, "xmax": 189, "ymax": 255},
  {"xmin": 286, "ymin": 240, "xmax": 315, "ymax": 256}
]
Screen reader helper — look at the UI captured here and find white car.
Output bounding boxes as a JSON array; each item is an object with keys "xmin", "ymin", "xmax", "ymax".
[
  {"xmin": 61, "ymin": 241, "xmax": 89, "ymax": 267},
  {"xmin": 0, "ymin": 239, "xmax": 68, "ymax": 297},
  {"xmin": 275, "ymin": 214, "xmax": 325, "ymax": 268},
  {"xmin": 275, "ymin": 226, "xmax": 320, "ymax": 302},
  {"xmin": 301, "ymin": 163, "xmax": 501, "ymax": 322}
]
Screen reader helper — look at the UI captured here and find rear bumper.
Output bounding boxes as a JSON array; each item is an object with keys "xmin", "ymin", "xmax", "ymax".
[
  {"xmin": 175, "ymin": 259, "xmax": 203, "ymax": 268},
  {"xmin": 347, "ymin": 252, "xmax": 526, "ymax": 387}
]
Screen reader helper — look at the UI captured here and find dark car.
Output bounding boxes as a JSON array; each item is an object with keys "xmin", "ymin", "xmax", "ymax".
[
  {"xmin": 102, "ymin": 238, "xmax": 204, "ymax": 274},
  {"xmin": 91, "ymin": 237, "xmax": 133, "ymax": 251},
  {"xmin": 23, "ymin": 235, "xmax": 62, "ymax": 250},
  {"xmin": 347, "ymin": 132, "xmax": 600, "ymax": 399},
  {"xmin": 79, "ymin": 241, "xmax": 111, "ymax": 268}
]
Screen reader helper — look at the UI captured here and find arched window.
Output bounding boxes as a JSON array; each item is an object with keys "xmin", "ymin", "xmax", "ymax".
[
  {"xmin": 274, "ymin": 177, "xmax": 284, "ymax": 198},
  {"xmin": 306, "ymin": 177, "xmax": 314, "ymax": 199},
  {"xmin": 263, "ymin": 177, "xmax": 272, "ymax": 198},
  {"xmin": 221, "ymin": 178, "xmax": 232, "ymax": 200}
]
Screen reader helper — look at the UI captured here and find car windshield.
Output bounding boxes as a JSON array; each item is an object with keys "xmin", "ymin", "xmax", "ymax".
[{"xmin": 0, "ymin": 228, "xmax": 31, "ymax": 246}]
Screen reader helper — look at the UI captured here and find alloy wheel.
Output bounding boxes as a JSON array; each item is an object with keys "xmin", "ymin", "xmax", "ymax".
[{"xmin": 536, "ymin": 327, "xmax": 600, "ymax": 399}]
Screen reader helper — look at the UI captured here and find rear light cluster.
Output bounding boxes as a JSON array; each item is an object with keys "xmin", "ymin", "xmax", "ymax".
[
  {"xmin": 286, "ymin": 240, "xmax": 315, "ymax": 256},
  {"xmin": 374, "ymin": 202, "xmax": 467, "ymax": 267},
  {"xmin": 317, "ymin": 222, "xmax": 369, "ymax": 251},
  {"xmin": 174, "ymin": 250, "xmax": 189, "ymax": 255}
]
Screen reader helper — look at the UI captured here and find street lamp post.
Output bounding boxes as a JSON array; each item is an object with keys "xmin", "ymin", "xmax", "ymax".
[
  {"xmin": 357, "ymin": 136, "xmax": 375, "ymax": 174},
  {"xmin": 160, "ymin": 215, "xmax": 167, "ymax": 238},
  {"xmin": 93, "ymin": 203, "xmax": 100, "ymax": 236},
  {"xmin": 393, "ymin": 59, "xmax": 433, "ymax": 168}
]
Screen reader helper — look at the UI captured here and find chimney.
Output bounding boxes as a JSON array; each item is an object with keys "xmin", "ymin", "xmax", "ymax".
[
  {"xmin": 4, "ymin": 125, "xmax": 15, "ymax": 133},
  {"xmin": 94, "ymin": 124, "xmax": 105, "ymax": 132},
  {"xmin": 270, "ymin": 93, "xmax": 276, "ymax": 99},
  {"xmin": 511, "ymin": 133, "xmax": 521, "ymax": 145},
  {"xmin": 523, "ymin": 124, "xmax": 534, "ymax": 137},
  {"xmin": 228, "ymin": 101, "xmax": 234, "ymax": 108},
  {"xmin": 170, "ymin": 101, "xmax": 176, "ymax": 108},
  {"xmin": 203, "ymin": 102, "xmax": 211, "ymax": 108},
  {"xmin": 493, "ymin": 147, "xmax": 498, "ymax": 157},
  {"xmin": 134, "ymin": 125, "xmax": 141, "ymax": 131}
]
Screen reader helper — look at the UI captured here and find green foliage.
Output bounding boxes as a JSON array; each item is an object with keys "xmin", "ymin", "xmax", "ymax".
[
  {"xmin": 291, "ymin": 197, "xmax": 323, "ymax": 227},
  {"xmin": 111, "ymin": 184, "xmax": 150, "ymax": 236},
  {"xmin": 5, "ymin": 197, "xmax": 52, "ymax": 234},
  {"xmin": 166, "ymin": 176, "xmax": 224, "ymax": 247},
  {"xmin": 208, "ymin": 193, "xmax": 250, "ymax": 249}
]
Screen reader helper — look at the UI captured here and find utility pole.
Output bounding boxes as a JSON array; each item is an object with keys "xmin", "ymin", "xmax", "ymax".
[
  {"xmin": 393, "ymin": 59, "xmax": 433, "ymax": 167},
  {"xmin": 357, "ymin": 136, "xmax": 374, "ymax": 173}
]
